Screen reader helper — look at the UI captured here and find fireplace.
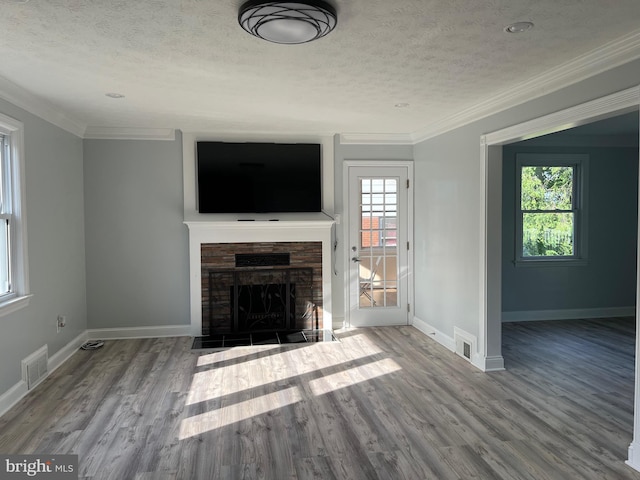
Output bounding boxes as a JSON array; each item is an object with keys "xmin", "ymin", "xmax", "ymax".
[
  {"xmin": 201, "ymin": 242, "xmax": 322, "ymax": 336},
  {"xmin": 207, "ymin": 265, "xmax": 316, "ymax": 335},
  {"xmin": 185, "ymin": 214, "xmax": 334, "ymax": 336}
]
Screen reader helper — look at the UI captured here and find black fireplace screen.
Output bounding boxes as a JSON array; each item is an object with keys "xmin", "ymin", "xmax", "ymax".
[
  {"xmin": 205, "ymin": 267, "xmax": 314, "ymax": 335},
  {"xmin": 231, "ymin": 283, "xmax": 294, "ymax": 331}
]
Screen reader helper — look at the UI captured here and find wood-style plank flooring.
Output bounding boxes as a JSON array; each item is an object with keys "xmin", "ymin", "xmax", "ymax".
[{"xmin": 1, "ymin": 318, "xmax": 640, "ymax": 479}]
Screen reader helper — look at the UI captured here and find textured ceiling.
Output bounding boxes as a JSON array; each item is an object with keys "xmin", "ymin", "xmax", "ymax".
[{"xmin": 0, "ymin": 0, "xmax": 639, "ymax": 137}]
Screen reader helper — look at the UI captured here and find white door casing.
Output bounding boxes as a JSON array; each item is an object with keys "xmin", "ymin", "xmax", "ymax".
[
  {"xmin": 479, "ymin": 86, "xmax": 640, "ymax": 469},
  {"xmin": 344, "ymin": 161, "xmax": 413, "ymax": 327}
]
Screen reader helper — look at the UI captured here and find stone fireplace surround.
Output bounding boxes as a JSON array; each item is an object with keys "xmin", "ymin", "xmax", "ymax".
[
  {"xmin": 201, "ymin": 242, "xmax": 322, "ymax": 335},
  {"xmin": 185, "ymin": 213, "xmax": 334, "ymax": 336}
]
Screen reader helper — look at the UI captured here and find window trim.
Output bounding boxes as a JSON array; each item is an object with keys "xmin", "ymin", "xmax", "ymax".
[
  {"xmin": 514, "ymin": 153, "xmax": 589, "ymax": 267},
  {"xmin": 0, "ymin": 112, "xmax": 30, "ymax": 316}
]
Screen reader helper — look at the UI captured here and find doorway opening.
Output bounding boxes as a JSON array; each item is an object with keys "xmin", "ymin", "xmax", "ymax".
[{"xmin": 481, "ymin": 86, "xmax": 640, "ymax": 372}]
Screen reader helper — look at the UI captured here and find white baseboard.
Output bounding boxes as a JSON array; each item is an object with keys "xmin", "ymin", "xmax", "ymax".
[
  {"xmin": 0, "ymin": 331, "xmax": 88, "ymax": 419},
  {"xmin": 628, "ymin": 441, "xmax": 640, "ymax": 473},
  {"xmin": 412, "ymin": 316, "xmax": 504, "ymax": 372},
  {"xmin": 1, "ymin": 324, "xmax": 192, "ymax": 418},
  {"xmin": 49, "ymin": 331, "xmax": 88, "ymax": 374},
  {"xmin": 87, "ymin": 324, "xmax": 192, "ymax": 340},
  {"xmin": 502, "ymin": 306, "xmax": 635, "ymax": 323},
  {"xmin": 481, "ymin": 355, "xmax": 506, "ymax": 372},
  {"xmin": 411, "ymin": 316, "xmax": 455, "ymax": 352},
  {"xmin": 0, "ymin": 379, "xmax": 27, "ymax": 419}
]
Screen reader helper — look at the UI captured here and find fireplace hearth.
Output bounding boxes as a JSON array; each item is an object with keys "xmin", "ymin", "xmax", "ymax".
[{"xmin": 192, "ymin": 329, "xmax": 338, "ymax": 349}]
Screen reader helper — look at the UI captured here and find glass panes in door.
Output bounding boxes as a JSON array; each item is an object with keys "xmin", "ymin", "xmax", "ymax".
[{"xmin": 359, "ymin": 178, "xmax": 398, "ymax": 308}]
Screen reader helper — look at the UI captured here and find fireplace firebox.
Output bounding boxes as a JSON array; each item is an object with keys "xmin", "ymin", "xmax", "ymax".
[
  {"xmin": 206, "ymin": 266, "xmax": 315, "ymax": 335},
  {"xmin": 200, "ymin": 242, "xmax": 324, "ymax": 336},
  {"xmin": 232, "ymin": 283, "xmax": 295, "ymax": 331}
]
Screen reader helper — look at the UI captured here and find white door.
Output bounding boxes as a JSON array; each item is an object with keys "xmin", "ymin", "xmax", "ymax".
[{"xmin": 347, "ymin": 164, "xmax": 411, "ymax": 327}]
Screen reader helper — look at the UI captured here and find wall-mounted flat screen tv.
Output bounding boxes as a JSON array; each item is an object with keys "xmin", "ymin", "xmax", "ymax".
[{"xmin": 197, "ymin": 141, "xmax": 322, "ymax": 214}]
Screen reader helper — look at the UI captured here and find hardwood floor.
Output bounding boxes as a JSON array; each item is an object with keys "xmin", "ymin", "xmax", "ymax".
[{"xmin": 1, "ymin": 318, "xmax": 639, "ymax": 479}]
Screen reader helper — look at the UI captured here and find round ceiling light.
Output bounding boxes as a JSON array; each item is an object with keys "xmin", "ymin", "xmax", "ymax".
[{"xmin": 238, "ymin": 1, "xmax": 337, "ymax": 44}]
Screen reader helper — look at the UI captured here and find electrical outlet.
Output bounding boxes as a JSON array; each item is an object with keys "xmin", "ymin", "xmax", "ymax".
[{"xmin": 57, "ymin": 315, "xmax": 67, "ymax": 333}]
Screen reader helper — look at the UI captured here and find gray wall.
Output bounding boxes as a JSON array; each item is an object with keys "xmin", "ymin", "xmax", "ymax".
[
  {"xmin": 2, "ymin": 52, "xmax": 640, "ymax": 398},
  {"xmin": 502, "ymin": 145, "xmax": 638, "ymax": 314},
  {"xmin": 413, "ymin": 58, "xmax": 640, "ymax": 340},
  {"xmin": 332, "ymin": 137, "xmax": 414, "ymax": 323},
  {"xmin": 84, "ymin": 134, "xmax": 189, "ymax": 329},
  {"xmin": 413, "ymin": 122, "xmax": 484, "ymax": 336},
  {"xmin": 0, "ymin": 99, "xmax": 86, "ymax": 395}
]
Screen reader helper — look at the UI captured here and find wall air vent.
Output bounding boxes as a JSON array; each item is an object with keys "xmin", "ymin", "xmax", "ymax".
[
  {"xmin": 463, "ymin": 341, "xmax": 471, "ymax": 360},
  {"xmin": 454, "ymin": 327, "xmax": 476, "ymax": 364},
  {"xmin": 21, "ymin": 345, "xmax": 48, "ymax": 390}
]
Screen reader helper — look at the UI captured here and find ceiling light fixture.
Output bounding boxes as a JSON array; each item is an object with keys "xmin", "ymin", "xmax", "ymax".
[
  {"xmin": 504, "ymin": 21, "xmax": 534, "ymax": 33},
  {"xmin": 105, "ymin": 92, "xmax": 125, "ymax": 99},
  {"xmin": 395, "ymin": 103, "xmax": 410, "ymax": 108},
  {"xmin": 238, "ymin": 1, "xmax": 337, "ymax": 44}
]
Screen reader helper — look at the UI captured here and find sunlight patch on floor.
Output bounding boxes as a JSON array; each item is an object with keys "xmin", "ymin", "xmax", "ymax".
[
  {"xmin": 196, "ymin": 345, "xmax": 281, "ymax": 367},
  {"xmin": 186, "ymin": 334, "xmax": 381, "ymax": 406},
  {"xmin": 180, "ymin": 334, "xmax": 403, "ymax": 438},
  {"xmin": 308, "ymin": 358, "xmax": 402, "ymax": 396},
  {"xmin": 179, "ymin": 386, "xmax": 303, "ymax": 439}
]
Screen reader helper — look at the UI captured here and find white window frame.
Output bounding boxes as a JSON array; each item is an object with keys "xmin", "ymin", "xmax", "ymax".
[
  {"xmin": 0, "ymin": 112, "xmax": 30, "ymax": 315},
  {"xmin": 515, "ymin": 153, "xmax": 588, "ymax": 267}
]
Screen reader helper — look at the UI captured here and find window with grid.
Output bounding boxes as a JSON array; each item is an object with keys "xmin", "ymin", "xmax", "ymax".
[
  {"xmin": 515, "ymin": 154, "xmax": 588, "ymax": 265},
  {"xmin": 0, "ymin": 133, "xmax": 11, "ymax": 295},
  {"xmin": 0, "ymin": 112, "xmax": 30, "ymax": 315},
  {"xmin": 359, "ymin": 178, "xmax": 398, "ymax": 307}
]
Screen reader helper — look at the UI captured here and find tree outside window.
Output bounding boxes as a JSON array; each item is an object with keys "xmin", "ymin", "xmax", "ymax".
[{"xmin": 516, "ymin": 154, "xmax": 587, "ymax": 264}]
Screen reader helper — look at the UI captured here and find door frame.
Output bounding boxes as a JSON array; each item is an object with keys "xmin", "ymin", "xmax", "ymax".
[
  {"xmin": 480, "ymin": 85, "xmax": 640, "ymax": 372},
  {"xmin": 342, "ymin": 160, "xmax": 414, "ymax": 328},
  {"xmin": 480, "ymin": 85, "xmax": 640, "ymax": 470}
]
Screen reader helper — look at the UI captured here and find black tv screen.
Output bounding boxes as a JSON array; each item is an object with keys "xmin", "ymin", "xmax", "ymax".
[{"xmin": 197, "ymin": 141, "xmax": 322, "ymax": 214}]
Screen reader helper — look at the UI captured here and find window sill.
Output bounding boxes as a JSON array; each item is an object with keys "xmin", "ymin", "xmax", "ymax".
[
  {"xmin": 514, "ymin": 258, "xmax": 588, "ymax": 268},
  {"xmin": 0, "ymin": 294, "xmax": 32, "ymax": 317}
]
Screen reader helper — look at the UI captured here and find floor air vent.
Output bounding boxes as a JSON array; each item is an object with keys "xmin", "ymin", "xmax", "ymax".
[{"xmin": 21, "ymin": 345, "xmax": 48, "ymax": 390}]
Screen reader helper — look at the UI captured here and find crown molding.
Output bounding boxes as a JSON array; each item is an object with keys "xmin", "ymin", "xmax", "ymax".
[
  {"xmin": 513, "ymin": 133, "xmax": 638, "ymax": 148},
  {"xmin": 0, "ymin": 76, "xmax": 176, "ymax": 141},
  {"xmin": 411, "ymin": 29, "xmax": 640, "ymax": 144},
  {"xmin": 0, "ymin": 76, "xmax": 86, "ymax": 138},
  {"xmin": 482, "ymin": 85, "xmax": 640, "ymax": 146},
  {"xmin": 339, "ymin": 133, "xmax": 414, "ymax": 145},
  {"xmin": 83, "ymin": 127, "xmax": 176, "ymax": 141}
]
